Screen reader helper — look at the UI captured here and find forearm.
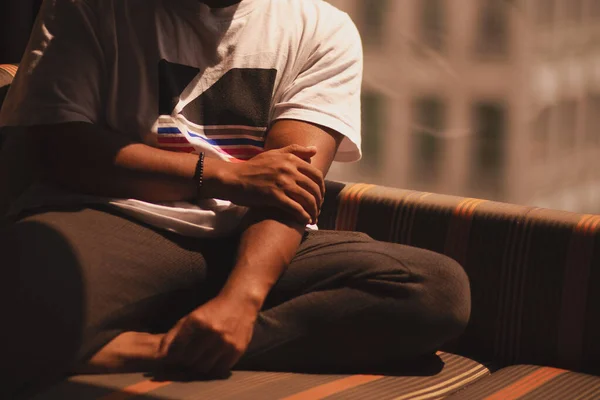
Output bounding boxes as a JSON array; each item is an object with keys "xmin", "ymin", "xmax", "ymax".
[
  {"xmin": 37, "ymin": 122, "xmax": 228, "ymax": 202},
  {"xmin": 217, "ymin": 120, "xmax": 343, "ymax": 309},
  {"xmin": 219, "ymin": 208, "xmax": 305, "ymax": 311}
]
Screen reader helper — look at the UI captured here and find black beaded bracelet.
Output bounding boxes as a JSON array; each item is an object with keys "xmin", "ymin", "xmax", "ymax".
[{"xmin": 193, "ymin": 152, "xmax": 205, "ymax": 197}]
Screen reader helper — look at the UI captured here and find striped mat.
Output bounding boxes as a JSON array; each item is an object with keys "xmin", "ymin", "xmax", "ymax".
[
  {"xmin": 32, "ymin": 352, "xmax": 489, "ymax": 400},
  {"xmin": 0, "ymin": 64, "xmax": 17, "ymax": 112},
  {"xmin": 446, "ymin": 365, "xmax": 600, "ymax": 400}
]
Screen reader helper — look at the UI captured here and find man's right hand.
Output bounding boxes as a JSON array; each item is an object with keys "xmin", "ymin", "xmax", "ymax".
[{"xmin": 217, "ymin": 145, "xmax": 325, "ymax": 225}]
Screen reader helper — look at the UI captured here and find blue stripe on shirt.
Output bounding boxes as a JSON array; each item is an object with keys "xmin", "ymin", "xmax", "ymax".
[
  {"xmin": 158, "ymin": 127, "xmax": 264, "ymax": 147},
  {"xmin": 158, "ymin": 127, "xmax": 182, "ymax": 134},
  {"xmin": 187, "ymin": 131, "xmax": 264, "ymax": 147}
]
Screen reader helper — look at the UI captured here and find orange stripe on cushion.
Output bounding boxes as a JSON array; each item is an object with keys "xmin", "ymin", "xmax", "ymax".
[
  {"xmin": 335, "ymin": 184, "xmax": 357, "ymax": 230},
  {"xmin": 575, "ymin": 215, "xmax": 594, "ymax": 232},
  {"xmin": 388, "ymin": 191, "xmax": 417, "ymax": 243},
  {"xmin": 587, "ymin": 215, "xmax": 600, "ymax": 234},
  {"xmin": 483, "ymin": 367, "xmax": 566, "ymax": 400},
  {"xmin": 335, "ymin": 184, "xmax": 375, "ymax": 231},
  {"xmin": 281, "ymin": 375, "xmax": 384, "ymax": 400},
  {"xmin": 346, "ymin": 184, "xmax": 374, "ymax": 231},
  {"xmin": 99, "ymin": 380, "xmax": 172, "ymax": 400},
  {"xmin": 350, "ymin": 184, "xmax": 376, "ymax": 229},
  {"xmin": 0, "ymin": 64, "xmax": 18, "ymax": 77},
  {"xmin": 390, "ymin": 192, "xmax": 431, "ymax": 244},
  {"xmin": 444, "ymin": 198, "xmax": 486, "ymax": 265}
]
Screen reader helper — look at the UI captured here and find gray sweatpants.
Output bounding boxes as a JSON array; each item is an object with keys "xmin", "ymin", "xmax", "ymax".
[{"xmin": 1, "ymin": 206, "xmax": 470, "ymax": 396}]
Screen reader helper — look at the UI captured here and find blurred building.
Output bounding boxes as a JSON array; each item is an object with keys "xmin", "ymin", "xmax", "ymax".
[{"xmin": 327, "ymin": 0, "xmax": 600, "ymax": 214}]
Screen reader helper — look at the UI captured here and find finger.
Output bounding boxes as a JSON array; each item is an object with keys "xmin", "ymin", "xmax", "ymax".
[
  {"xmin": 296, "ymin": 174, "xmax": 323, "ymax": 210},
  {"xmin": 212, "ymin": 348, "xmax": 243, "ymax": 375},
  {"xmin": 278, "ymin": 144, "xmax": 317, "ymax": 158},
  {"xmin": 296, "ymin": 162, "xmax": 325, "ymax": 197},
  {"xmin": 187, "ymin": 333, "xmax": 220, "ymax": 370},
  {"xmin": 165, "ymin": 323, "xmax": 198, "ymax": 365},
  {"xmin": 160, "ymin": 319, "xmax": 187, "ymax": 363},
  {"xmin": 194, "ymin": 345, "xmax": 226, "ymax": 376},
  {"xmin": 272, "ymin": 192, "xmax": 312, "ymax": 224},
  {"xmin": 285, "ymin": 185, "xmax": 319, "ymax": 223}
]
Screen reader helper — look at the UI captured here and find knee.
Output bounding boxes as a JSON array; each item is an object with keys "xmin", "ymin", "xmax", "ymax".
[
  {"xmin": 419, "ymin": 253, "xmax": 471, "ymax": 344},
  {"xmin": 1, "ymin": 220, "xmax": 85, "ymax": 392},
  {"xmin": 365, "ymin": 245, "xmax": 471, "ymax": 346}
]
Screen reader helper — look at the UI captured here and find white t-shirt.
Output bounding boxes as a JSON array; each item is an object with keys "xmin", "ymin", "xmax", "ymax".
[{"xmin": 0, "ymin": 0, "xmax": 363, "ymax": 237}]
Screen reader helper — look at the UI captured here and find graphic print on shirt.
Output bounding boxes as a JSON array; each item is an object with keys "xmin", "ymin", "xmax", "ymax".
[{"xmin": 156, "ymin": 59, "xmax": 277, "ymax": 162}]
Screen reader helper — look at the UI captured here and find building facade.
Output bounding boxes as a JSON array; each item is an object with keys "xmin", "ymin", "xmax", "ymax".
[{"xmin": 326, "ymin": 0, "xmax": 600, "ymax": 214}]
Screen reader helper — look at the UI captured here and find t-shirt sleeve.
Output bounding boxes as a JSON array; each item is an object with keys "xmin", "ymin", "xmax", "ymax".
[
  {"xmin": 0, "ymin": 0, "xmax": 105, "ymax": 129},
  {"xmin": 271, "ymin": 12, "xmax": 363, "ymax": 162}
]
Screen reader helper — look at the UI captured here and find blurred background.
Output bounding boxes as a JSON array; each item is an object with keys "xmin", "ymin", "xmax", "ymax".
[
  {"xmin": 327, "ymin": 0, "xmax": 600, "ymax": 214},
  {"xmin": 0, "ymin": 0, "xmax": 599, "ymax": 214}
]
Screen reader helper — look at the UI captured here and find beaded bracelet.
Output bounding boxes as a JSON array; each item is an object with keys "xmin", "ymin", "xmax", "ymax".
[{"xmin": 193, "ymin": 152, "xmax": 205, "ymax": 197}]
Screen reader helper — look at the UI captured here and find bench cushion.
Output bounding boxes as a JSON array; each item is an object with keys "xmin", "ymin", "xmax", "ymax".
[
  {"xmin": 32, "ymin": 352, "xmax": 489, "ymax": 400},
  {"xmin": 447, "ymin": 364, "xmax": 600, "ymax": 399}
]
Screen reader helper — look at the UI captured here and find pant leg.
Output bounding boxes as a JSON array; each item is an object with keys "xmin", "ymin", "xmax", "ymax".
[
  {"xmin": 0, "ymin": 206, "xmax": 237, "ymax": 397},
  {"xmin": 238, "ymin": 230, "xmax": 471, "ymax": 373}
]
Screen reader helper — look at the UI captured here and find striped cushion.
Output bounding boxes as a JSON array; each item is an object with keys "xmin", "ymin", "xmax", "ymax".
[
  {"xmin": 319, "ymin": 182, "xmax": 600, "ymax": 374},
  {"xmin": 33, "ymin": 352, "xmax": 489, "ymax": 400},
  {"xmin": 0, "ymin": 64, "xmax": 18, "ymax": 148},
  {"xmin": 446, "ymin": 365, "xmax": 600, "ymax": 400},
  {"xmin": 0, "ymin": 64, "xmax": 18, "ymax": 111}
]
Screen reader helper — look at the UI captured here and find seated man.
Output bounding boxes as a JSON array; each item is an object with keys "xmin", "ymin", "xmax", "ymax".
[{"xmin": 0, "ymin": 0, "xmax": 471, "ymax": 396}]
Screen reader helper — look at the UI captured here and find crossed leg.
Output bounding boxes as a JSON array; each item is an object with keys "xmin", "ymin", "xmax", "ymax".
[{"xmin": 1, "ymin": 206, "xmax": 470, "ymax": 397}]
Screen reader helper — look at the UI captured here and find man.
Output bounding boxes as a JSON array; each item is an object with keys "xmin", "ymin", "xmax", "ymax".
[{"xmin": 0, "ymin": 0, "xmax": 471, "ymax": 396}]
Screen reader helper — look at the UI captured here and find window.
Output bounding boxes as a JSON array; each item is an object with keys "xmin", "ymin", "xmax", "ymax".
[
  {"xmin": 419, "ymin": 0, "xmax": 446, "ymax": 52},
  {"xmin": 471, "ymin": 102, "xmax": 507, "ymax": 197},
  {"xmin": 361, "ymin": 91, "xmax": 385, "ymax": 169},
  {"xmin": 475, "ymin": 0, "xmax": 509, "ymax": 57},
  {"xmin": 358, "ymin": 0, "xmax": 389, "ymax": 47},
  {"xmin": 535, "ymin": 0, "xmax": 555, "ymax": 26},
  {"xmin": 591, "ymin": 0, "xmax": 600, "ymax": 21},
  {"xmin": 563, "ymin": 0, "xmax": 583, "ymax": 24},
  {"xmin": 412, "ymin": 97, "xmax": 447, "ymax": 186},
  {"xmin": 533, "ymin": 107, "xmax": 551, "ymax": 162},
  {"xmin": 556, "ymin": 100, "xmax": 577, "ymax": 150},
  {"xmin": 585, "ymin": 94, "xmax": 600, "ymax": 146}
]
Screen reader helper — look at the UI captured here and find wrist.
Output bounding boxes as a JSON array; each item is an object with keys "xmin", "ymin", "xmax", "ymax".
[
  {"xmin": 198, "ymin": 157, "xmax": 236, "ymax": 200},
  {"xmin": 219, "ymin": 279, "xmax": 269, "ymax": 313}
]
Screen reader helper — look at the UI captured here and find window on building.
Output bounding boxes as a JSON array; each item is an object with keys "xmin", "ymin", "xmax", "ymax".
[
  {"xmin": 358, "ymin": 0, "xmax": 389, "ymax": 47},
  {"xmin": 535, "ymin": 0, "xmax": 555, "ymax": 26},
  {"xmin": 471, "ymin": 102, "xmax": 507, "ymax": 197},
  {"xmin": 361, "ymin": 91, "xmax": 385, "ymax": 169},
  {"xmin": 563, "ymin": 0, "xmax": 583, "ymax": 24},
  {"xmin": 533, "ymin": 107, "xmax": 551, "ymax": 162},
  {"xmin": 591, "ymin": 0, "xmax": 600, "ymax": 20},
  {"xmin": 556, "ymin": 100, "xmax": 577, "ymax": 150},
  {"xmin": 419, "ymin": 0, "xmax": 446, "ymax": 52},
  {"xmin": 585, "ymin": 94, "xmax": 600, "ymax": 146},
  {"xmin": 412, "ymin": 97, "xmax": 446, "ymax": 186},
  {"xmin": 475, "ymin": 0, "xmax": 509, "ymax": 57}
]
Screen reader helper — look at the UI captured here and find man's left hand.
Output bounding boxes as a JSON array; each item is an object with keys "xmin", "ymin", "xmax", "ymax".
[{"xmin": 159, "ymin": 295, "xmax": 258, "ymax": 376}]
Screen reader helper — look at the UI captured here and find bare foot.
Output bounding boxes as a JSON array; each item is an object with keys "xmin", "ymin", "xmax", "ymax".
[{"xmin": 74, "ymin": 332, "xmax": 164, "ymax": 374}]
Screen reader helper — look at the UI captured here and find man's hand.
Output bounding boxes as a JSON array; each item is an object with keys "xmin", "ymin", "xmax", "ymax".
[
  {"xmin": 220, "ymin": 145, "xmax": 325, "ymax": 224},
  {"xmin": 158, "ymin": 295, "xmax": 258, "ymax": 376}
]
